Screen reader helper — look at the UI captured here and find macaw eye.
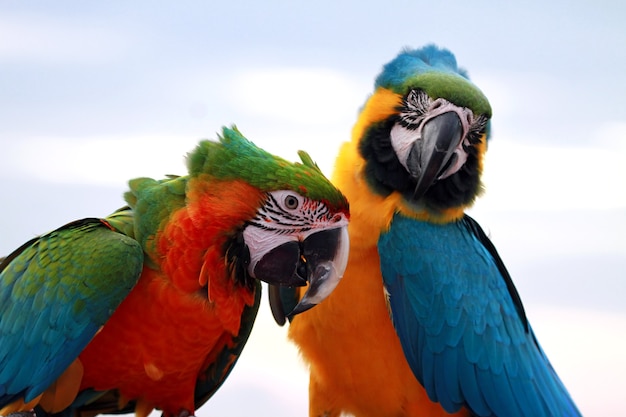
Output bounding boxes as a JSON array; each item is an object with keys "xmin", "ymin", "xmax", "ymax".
[{"xmin": 284, "ymin": 194, "xmax": 299, "ymax": 210}]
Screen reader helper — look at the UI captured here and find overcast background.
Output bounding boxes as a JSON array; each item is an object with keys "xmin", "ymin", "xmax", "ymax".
[{"xmin": 1, "ymin": 1, "xmax": 624, "ymax": 416}]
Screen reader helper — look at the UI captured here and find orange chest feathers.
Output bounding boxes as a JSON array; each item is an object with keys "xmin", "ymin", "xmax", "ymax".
[{"xmin": 79, "ymin": 179, "xmax": 262, "ymax": 415}]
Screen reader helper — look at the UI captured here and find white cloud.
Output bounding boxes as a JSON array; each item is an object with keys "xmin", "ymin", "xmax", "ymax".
[
  {"xmin": 479, "ymin": 131, "xmax": 626, "ymax": 211},
  {"xmin": 227, "ymin": 67, "xmax": 368, "ymax": 125},
  {"xmin": 474, "ymin": 71, "xmax": 559, "ymax": 112},
  {"xmin": 1, "ymin": 135, "xmax": 198, "ymax": 187},
  {"xmin": 0, "ymin": 13, "xmax": 135, "ymax": 65}
]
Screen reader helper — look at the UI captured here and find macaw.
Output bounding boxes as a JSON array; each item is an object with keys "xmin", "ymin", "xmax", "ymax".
[
  {"xmin": 271, "ymin": 46, "xmax": 581, "ymax": 416},
  {"xmin": 0, "ymin": 126, "xmax": 350, "ymax": 417}
]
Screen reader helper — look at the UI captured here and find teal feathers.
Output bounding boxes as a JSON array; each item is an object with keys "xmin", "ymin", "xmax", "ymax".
[
  {"xmin": 379, "ymin": 212, "xmax": 582, "ymax": 416},
  {"xmin": 0, "ymin": 218, "xmax": 143, "ymax": 404}
]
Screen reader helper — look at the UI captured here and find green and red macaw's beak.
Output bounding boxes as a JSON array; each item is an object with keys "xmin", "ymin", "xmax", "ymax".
[
  {"xmin": 243, "ymin": 205, "xmax": 349, "ymax": 318},
  {"xmin": 259, "ymin": 225, "xmax": 349, "ymax": 317}
]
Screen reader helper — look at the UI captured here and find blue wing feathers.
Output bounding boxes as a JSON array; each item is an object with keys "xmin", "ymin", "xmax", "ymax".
[
  {"xmin": 462, "ymin": 324, "xmax": 482, "ymax": 365},
  {"xmin": 444, "ymin": 312, "xmax": 466, "ymax": 348},
  {"xmin": 425, "ymin": 298, "xmax": 447, "ymax": 349},
  {"xmin": 0, "ymin": 218, "xmax": 143, "ymax": 408},
  {"xmin": 432, "ymin": 352, "xmax": 449, "ymax": 406},
  {"xmin": 386, "ymin": 273, "xmax": 426, "ymax": 385},
  {"xmin": 458, "ymin": 356, "xmax": 490, "ymax": 415},
  {"xmin": 441, "ymin": 348, "xmax": 463, "ymax": 406},
  {"xmin": 379, "ymin": 213, "xmax": 581, "ymax": 417},
  {"xmin": 420, "ymin": 341, "xmax": 437, "ymax": 401},
  {"xmin": 477, "ymin": 366, "xmax": 522, "ymax": 417},
  {"xmin": 482, "ymin": 364, "xmax": 524, "ymax": 417},
  {"xmin": 509, "ymin": 373, "xmax": 545, "ymax": 416}
]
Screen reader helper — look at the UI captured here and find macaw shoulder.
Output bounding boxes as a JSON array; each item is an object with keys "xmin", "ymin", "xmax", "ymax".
[{"xmin": 379, "ymin": 213, "xmax": 495, "ymax": 274}]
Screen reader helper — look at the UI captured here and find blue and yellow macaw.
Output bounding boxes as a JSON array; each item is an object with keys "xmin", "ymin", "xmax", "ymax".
[{"xmin": 271, "ymin": 45, "xmax": 582, "ymax": 416}]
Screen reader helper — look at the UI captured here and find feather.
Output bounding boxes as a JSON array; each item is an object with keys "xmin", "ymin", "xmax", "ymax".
[{"xmin": 379, "ymin": 213, "xmax": 581, "ymax": 416}]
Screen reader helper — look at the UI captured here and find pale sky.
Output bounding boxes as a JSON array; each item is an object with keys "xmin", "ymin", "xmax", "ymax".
[{"xmin": 1, "ymin": 1, "xmax": 625, "ymax": 416}]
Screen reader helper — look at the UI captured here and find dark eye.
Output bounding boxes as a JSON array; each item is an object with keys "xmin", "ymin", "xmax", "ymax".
[{"xmin": 284, "ymin": 194, "xmax": 299, "ymax": 209}]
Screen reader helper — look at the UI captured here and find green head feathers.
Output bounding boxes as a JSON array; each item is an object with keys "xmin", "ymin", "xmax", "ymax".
[{"xmin": 187, "ymin": 126, "xmax": 348, "ymax": 211}]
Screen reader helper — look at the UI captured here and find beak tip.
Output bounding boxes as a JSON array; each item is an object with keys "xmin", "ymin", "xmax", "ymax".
[
  {"xmin": 287, "ymin": 301, "xmax": 316, "ymax": 319},
  {"xmin": 268, "ymin": 225, "xmax": 349, "ymax": 322}
]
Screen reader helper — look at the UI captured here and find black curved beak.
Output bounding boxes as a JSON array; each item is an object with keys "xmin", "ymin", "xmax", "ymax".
[
  {"xmin": 255, "ymin": 226, "xmax": 349, "ymax": 321},
  {"xmin": 407, "ymin": 111, "xmax": 464, "ymax": 200}
]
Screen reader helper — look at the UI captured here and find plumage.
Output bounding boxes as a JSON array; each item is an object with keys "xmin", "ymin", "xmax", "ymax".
[
  {"xmin": 0, "ymin": 219, "xmax": 143, "ymax": 411},
  {"xmin": 380, "ymin": 214, "xmax": 579, "ymax": 416},
  {"xmin": 0, "ymin": 127, "xmax": 349, "ymax": 417},
  {"xmin": 277, "ymin": 45, "xmax": 581, "ymax": 416}
]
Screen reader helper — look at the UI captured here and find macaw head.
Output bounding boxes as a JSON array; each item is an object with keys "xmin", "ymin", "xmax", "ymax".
[
  {"xmin": 351, "ymin": 45, "xmax": 492, "ymax": 221},
  {"xmin": 187, "ymin": 127, "xmax": 350, "ymax": 317}
]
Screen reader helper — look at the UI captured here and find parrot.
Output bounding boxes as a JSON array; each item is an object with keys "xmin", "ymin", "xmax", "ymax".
[
  {"xmin": 0, "ymin": 126, "xmax": 350, "ymax": 417},
  {"xmin": 270, "ymin": 45, "xmax": 582, "ymax": 417}
]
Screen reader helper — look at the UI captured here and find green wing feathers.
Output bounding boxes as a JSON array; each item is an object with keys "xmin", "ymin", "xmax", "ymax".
[{"xmin": 0, "ymin": 218, "xmax": 143, "ymax": 406}]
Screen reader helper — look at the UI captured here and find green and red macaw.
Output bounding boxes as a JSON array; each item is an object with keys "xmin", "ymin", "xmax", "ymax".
[
  {"xmin": 0, "ymin": 126, "xmax": 349, "ymax": 417},
  {"xmin": 271, "ymin": 45, "xmax": 581, "ymax": 416}
]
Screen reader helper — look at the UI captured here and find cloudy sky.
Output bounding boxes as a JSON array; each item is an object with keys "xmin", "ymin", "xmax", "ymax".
[{"xmin": 1, "ymin": 1, "xmax": 624, "ymax": 416}]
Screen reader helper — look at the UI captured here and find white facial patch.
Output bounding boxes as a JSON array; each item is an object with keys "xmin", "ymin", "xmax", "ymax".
[
  {"xmin": 242, "ymin": 225, "xmax": 297, "ymax": 277},
  {"xmin": 391, "ymin": 96, "xmax": 475, "ymax": 179},
  {"xmin": 242, "ymin": 190, "xmax": 349, "ymax": 278},
  {"xmin": 390, "ymin": 123, "xmax": 419, "ymax": 174}
]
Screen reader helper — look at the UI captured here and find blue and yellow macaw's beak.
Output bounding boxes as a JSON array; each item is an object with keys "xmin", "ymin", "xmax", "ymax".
[{"xmin": 390, "ymin": 92, "xmax": 476, "ymax": 201}]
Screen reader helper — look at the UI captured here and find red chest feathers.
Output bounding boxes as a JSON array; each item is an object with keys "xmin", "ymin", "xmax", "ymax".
[{"xmin": 79, "ymin": 179, "xmax": 260, "ymax": 414}]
